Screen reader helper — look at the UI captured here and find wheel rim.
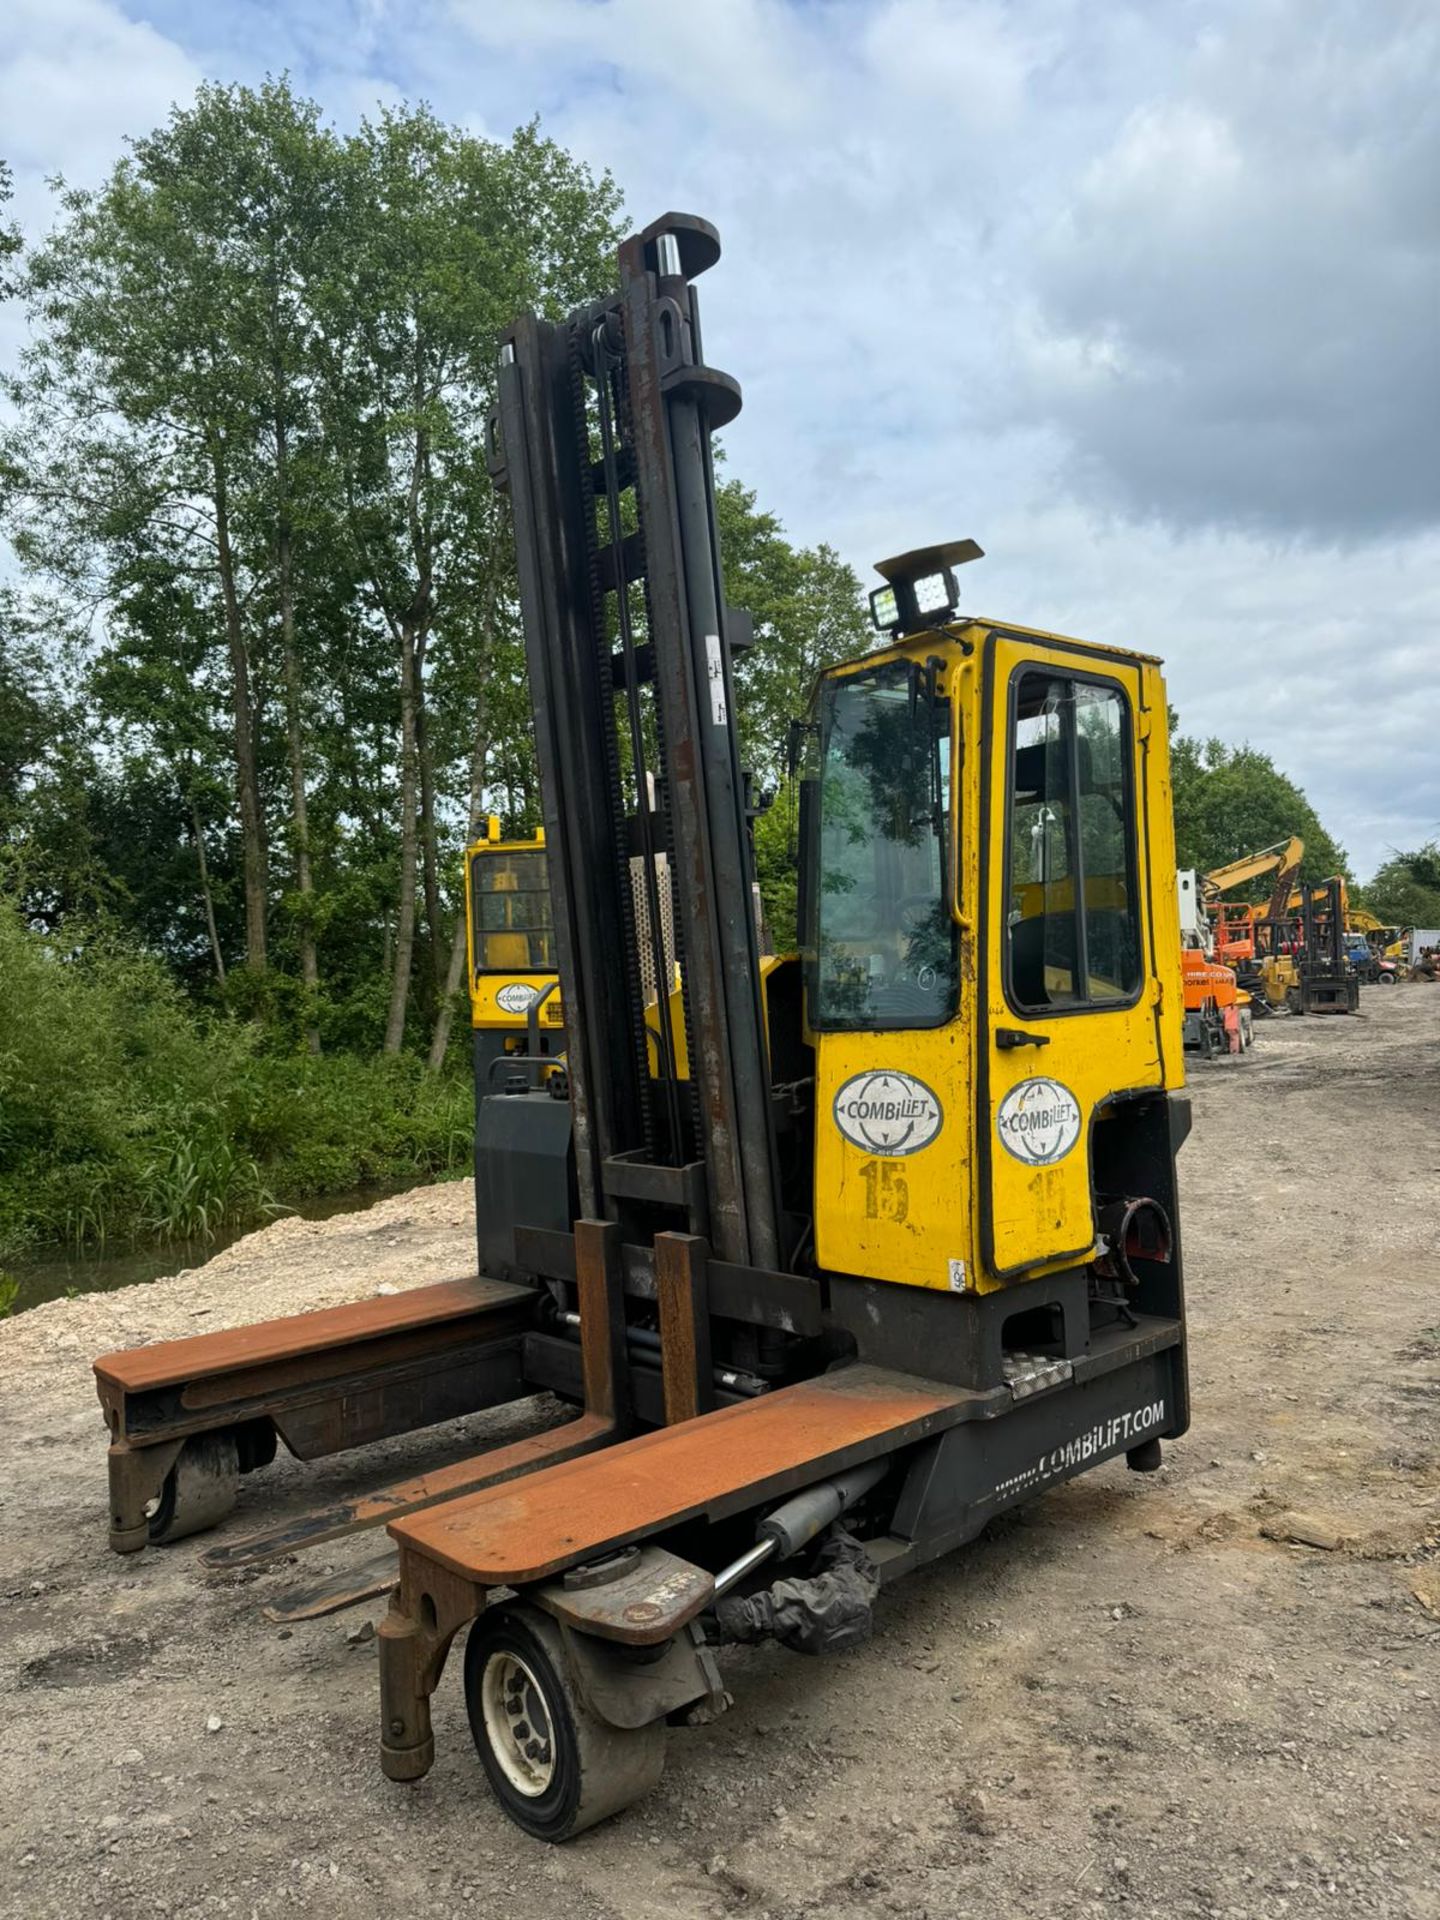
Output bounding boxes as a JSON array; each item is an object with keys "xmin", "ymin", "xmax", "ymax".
[{"xmin": 481, "ymin": 1649, "xmax": 557, "ymax": 1797}]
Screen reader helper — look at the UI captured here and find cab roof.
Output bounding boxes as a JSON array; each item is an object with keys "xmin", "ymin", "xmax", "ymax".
[{"xmin": 824, "ymin": 616, "xmax": 1163, "ymax": 678}]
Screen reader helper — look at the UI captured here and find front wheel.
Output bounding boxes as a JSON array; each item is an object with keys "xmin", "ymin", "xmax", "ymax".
[{"xmin": 463, "ymin": 1605, "xmax": 665, "ymax": 1841}]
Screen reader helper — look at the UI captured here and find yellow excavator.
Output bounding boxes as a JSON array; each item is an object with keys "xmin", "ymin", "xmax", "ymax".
[{"xmin": 1203, "ymin": 837, "xmax": 1305, "ymax": 969}]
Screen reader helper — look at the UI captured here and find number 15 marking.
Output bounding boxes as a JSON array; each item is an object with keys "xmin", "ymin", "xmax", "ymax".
[{"xmin": 859, "ymin": 1158, "xmax": 909, "ymax": 1223}]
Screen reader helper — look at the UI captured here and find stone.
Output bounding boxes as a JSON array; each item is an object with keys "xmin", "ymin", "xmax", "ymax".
[{"xmin": 1261, "ymin": 1515, "xmax": 1345, "ymax": 1551}]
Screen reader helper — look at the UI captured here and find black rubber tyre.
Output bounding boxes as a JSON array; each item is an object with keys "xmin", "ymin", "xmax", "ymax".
[
  {"xmin": 463, "ymin": 1605, "xmax": 665, "ymax": 1842},
  {"xmin": 148, "ymin": 1431, "xmax": 239, "ymax": 1544}
]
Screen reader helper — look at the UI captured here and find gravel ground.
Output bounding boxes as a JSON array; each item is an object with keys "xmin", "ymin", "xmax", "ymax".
[{"xmin": 2, "ymin": 989, "xmax": 1437, "ymax": 1920}]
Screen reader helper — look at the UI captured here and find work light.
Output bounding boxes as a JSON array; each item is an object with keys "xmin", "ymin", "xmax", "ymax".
[
  {"xmin": 867, "ymin": 540, "xmax": 984, "ymax": 638},
  {"xmin": 868, "ymin": 584, "xmax": 900, "ymax": 633},
  {"xmin": 913, "ymin": 570, "xmax": 955, "ymax": 616}
]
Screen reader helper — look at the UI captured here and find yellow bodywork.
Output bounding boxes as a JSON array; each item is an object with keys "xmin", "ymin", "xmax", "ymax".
[
  {"xmin": 643, "ymin": 956, "xmax": 793, "ymax": 1080},
  {"xmin": 810, "ymin": 619, "xmax": 1184, "ymax": 1297}
]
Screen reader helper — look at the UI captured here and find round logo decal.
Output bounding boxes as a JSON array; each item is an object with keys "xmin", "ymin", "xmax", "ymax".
[
  {"xmin": 833, "ymin": 1070, "xmax": 943, "ymax": 1157},
  {"xmin": 996, "ymin": 1077, "xmax": 1082, "ymax": 1165},
  {"xmin": 495, "ymin": 982, "xmax": 540, "ymax": 1014}
]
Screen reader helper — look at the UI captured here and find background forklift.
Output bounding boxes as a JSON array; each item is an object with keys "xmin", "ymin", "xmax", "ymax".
[
  {"xmin": 1239, "ymin": 877, "xmax": 1359, "ymax": 1015},
  {"xmin": 1287, "ymin": 878, "xmax": 1360, "ymax": 1013},
  {"xmin": 465, "ymin": 819, "xmax": 565, "ymax": 1082},
  {"xmin": 91, "ymin": 213, "xmax": 1192, "ymax": 1841}
]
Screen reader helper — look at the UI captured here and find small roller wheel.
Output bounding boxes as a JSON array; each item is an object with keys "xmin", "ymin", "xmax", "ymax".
[
  {"xmin": 463, "ymin": 1604, "xmax": 665, "ymax": 1842},
  {"xmin": 147, "ymin": 1432, "xmax": 239, "ymax": 1544}
]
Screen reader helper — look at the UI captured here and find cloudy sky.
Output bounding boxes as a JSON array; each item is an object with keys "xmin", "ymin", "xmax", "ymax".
[{"xmin": 2, "ymin": 0, "xmax": 1436, "ymax": 875}]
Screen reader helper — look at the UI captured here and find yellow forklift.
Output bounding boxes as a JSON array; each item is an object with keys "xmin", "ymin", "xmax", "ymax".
[
  {"xmin": 91, "ymin": 213, "xmax": 1191, "ymax": 1841},
  {"xmin": 464, "ymin": 819, "xmax": 565, "ymax": 1082}
]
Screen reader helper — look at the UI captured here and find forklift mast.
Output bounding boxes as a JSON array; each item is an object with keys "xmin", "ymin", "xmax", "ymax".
[{"xmin": 486, "ymin": 214, "xmax": 782, "ymax": 1273}]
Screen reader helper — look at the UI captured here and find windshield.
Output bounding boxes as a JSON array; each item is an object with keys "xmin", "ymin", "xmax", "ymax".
[
  {"xmin": 810, "ymin": 660, "xmax": 956, "ymax": 1029},
  {"xmin": 470, "ymin": 848, "xmax": 555, "ymax": 974}
]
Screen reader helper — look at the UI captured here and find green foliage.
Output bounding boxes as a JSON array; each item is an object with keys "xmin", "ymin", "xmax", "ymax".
[
  {"xmin": 753, "ymin": 785, "xmax": 803, "ymax": 953},
  {"xmin": 1169, "ymin": 730, "xmax": 1350, "ymax": 886},
  {"xmin": 0, "ymin": 159, "xmax": 19, "ymax": 300},
  {"xmin": 717, "ymin": 477, "xmax": 871, "ymax": 790},
  {"xmin": 0, "ymin": 900, "xmax": 470, "ymax": 1258},
  {"xmin": 1364, "ymin": 843, "xmax": 1440, "ymax": 928},
  {"xmin": 4, "ymin": 85, "xmax": 622, "ymax": 1045}
]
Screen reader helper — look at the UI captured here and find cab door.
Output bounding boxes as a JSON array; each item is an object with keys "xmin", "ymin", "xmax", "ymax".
[{"xmin": 978, "ymin": 634, "xmax": 1165, "ymax": 1281}]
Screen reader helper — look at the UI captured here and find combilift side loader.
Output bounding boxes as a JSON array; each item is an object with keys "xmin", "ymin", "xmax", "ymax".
[{"xmin": 90, "ymin": 213, "xmax": 1191, "ymax": 1841}]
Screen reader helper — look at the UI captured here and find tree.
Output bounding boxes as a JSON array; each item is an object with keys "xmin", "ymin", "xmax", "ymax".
[
  {"xmin": 1169, "ymin": 732, "xmax": 1350, "ymax": 886},
  {"xmin": 8, "ymin": 103, "xmax": 287, "ymax": 971},
  {"xmin": 310, "ymin": 110, "xmax": 621, "ymax": 1053},
  {"xmin": 1365, "ymin": 845, "xmax": 1440, "ymax": 928},
  {"xmin": 708, "ymin": 479, "xmax": 871, "ymax": 947},
  {"xmin": 717, "ymin": 477, "xmax": 870, "ymax": 792},
  {"xmin": 0, "ymin": 590, "xmax": 112, "ymax": 929},
  {"xmin": 0, "ymin": 159, "xmax": 20, "ymax": 298},
  {"xmin": 5, "ymin": 92, "xmax": 623, "ymax": 1059}
]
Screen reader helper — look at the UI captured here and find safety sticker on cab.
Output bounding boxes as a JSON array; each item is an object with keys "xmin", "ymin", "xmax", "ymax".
[{"xmin": 996, "ymin": 1076, "xmax": 1081, "ymax": 1165}]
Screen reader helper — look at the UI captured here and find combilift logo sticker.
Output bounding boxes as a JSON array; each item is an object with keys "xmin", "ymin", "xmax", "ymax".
[
  {"xmin": 833, "ymin": 1071, "xmax": 943, "ymax": 1156},
  {"xmin": 495, "ymin": 983, "xmax": 540, "ymax": 1014},
  {"xmin": 996, "ymin": 1077, "xmax": 1082, "ymax": 1165}
]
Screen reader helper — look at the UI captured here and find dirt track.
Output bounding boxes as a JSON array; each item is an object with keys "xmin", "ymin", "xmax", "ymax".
[{"xmin": 2, "ymin": 990, "xmax": 1437, "ymax": 1920}]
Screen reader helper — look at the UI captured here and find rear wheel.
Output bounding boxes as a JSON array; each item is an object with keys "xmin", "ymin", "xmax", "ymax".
[
  {"xmin": 463, "ymin": 1604, "xmax": 665, "ymax": 1841},
  {"xmin": 147, "ymin": 1432, "xmax": 239, "ymax": 1544}
]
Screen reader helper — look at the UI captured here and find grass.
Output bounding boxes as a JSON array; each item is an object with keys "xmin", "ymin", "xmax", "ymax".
[{"xmin": 0, "ymin": 902, "xmax": 474, "ymax": 1263}]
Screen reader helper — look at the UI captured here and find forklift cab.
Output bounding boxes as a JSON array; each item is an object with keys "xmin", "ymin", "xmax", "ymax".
[
  {"xmin": 806, "ymin": 615, "xmax": 1182, "ymax": 1296},
  {"xmin": 464, "ymin": 820, "xmax": 565, "ymax": 1076}
]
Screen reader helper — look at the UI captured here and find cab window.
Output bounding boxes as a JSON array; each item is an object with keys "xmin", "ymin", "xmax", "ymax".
[
  {"xmin": 810, "ymin": 659, "xmax": 957, "ymax": 1030},
  {"xmin": 1005, "ymin": 672, "xmax": 1140, "ymax": 1012},
  {"xmin": 470, "ymin": 848, "xmax": 554, "ymax": 974}
]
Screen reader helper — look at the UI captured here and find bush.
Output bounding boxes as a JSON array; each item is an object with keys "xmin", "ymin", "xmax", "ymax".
[{"xmin": 0, "ymin": 903, "xmax": 473, "ymax": 1259}]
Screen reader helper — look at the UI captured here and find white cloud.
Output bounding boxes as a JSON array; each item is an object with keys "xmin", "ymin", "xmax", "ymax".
[
  {"xmin": 0, "ymin": 0, "xmax": 201, "ymax": 205},
  {"xmin": 1018, "ymin": 2, "xmax": 1440, "ymax": 537},
  {"xmin": 1, "ymin": 0, "xmax": 1435, "ymax": 872}
]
